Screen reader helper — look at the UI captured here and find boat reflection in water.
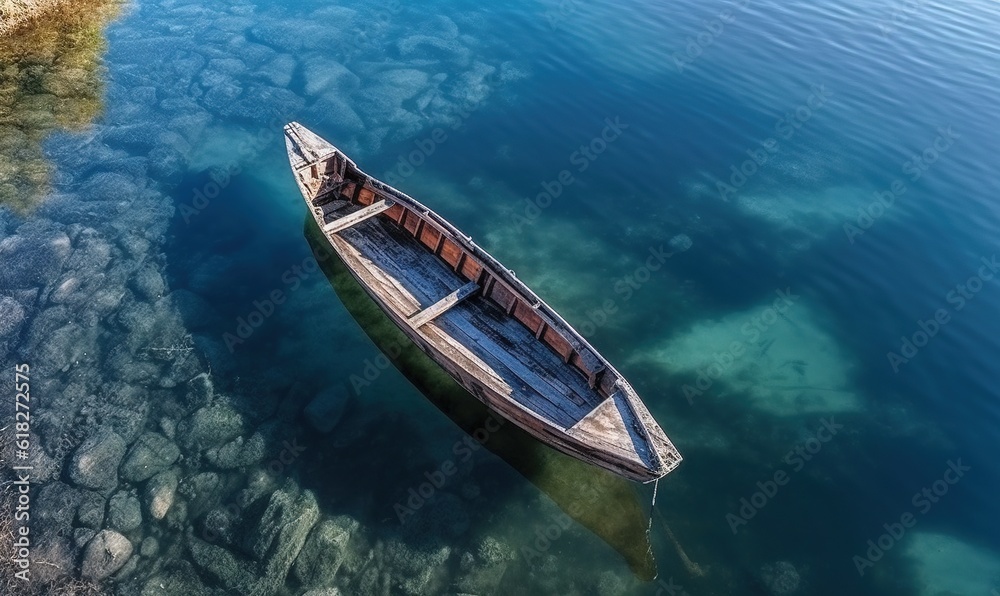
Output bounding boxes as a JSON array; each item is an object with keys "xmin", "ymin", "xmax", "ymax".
[{"xmin": 305, "ymin": 218, "xmax": 660, "ymax": 580}]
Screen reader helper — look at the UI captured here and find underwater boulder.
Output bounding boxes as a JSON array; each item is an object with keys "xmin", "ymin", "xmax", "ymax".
[
  {"xmin": 179, "ymin": 402, "xmax": 246, "ymax": 451},
  {"xmin": 0, "ymin": 230, "xmax": 71, "ymax": 290},
  {"xmin": 760, "ymin": 560, "xmax": 802, "ymax": 595},
  {"xmin": 81, "ymin": 530, "xmax": 133, "ymax": 580},
  {"xmin": 120, "ymin": 432, "xmax": 181, "ymax": 482},
  {"xmin": 0, "ymin": 296, "xmax": 26, "ymax": 339},
  {"xmin": 77, "ymin": 490, "xmax": 106, "ymax": 529},
  {"xmin": 131, "ymin": 264, "xmax": 166, "ymax": 301},
  {"xmin": 145, "ymin": 468, "xmax": 179, "ymax": 521},
  {"xmin": 107, "ymin": 490, "xmax": 143, "ymax": 533},
  {"xmin": 292, "ymin": 515, "xmax": 360, "ymax": 588},
  {"xmin": 69, "ymin": 428, "xmax": 127, "ymax": 490}
]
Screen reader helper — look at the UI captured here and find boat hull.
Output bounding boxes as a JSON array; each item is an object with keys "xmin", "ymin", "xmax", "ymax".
[{"xmin": 285, "ymin": 122, "xmax": 681, "ymax": 483}]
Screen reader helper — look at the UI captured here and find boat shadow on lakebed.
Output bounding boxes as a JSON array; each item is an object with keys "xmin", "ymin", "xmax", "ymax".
[{"xmin": 303, "ymin": 216, "xmax": 661, "ymax": 581}]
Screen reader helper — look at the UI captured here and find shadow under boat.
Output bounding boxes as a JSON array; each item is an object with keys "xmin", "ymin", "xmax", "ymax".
[{"xmin": 304, "ymin": 216, "xmax": 659, "ymax": 581}]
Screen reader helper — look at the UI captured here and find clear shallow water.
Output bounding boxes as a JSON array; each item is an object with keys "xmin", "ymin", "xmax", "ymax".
[{"xmin": 1, "ymin": 0, "xmax": 999, "ymax": 594}]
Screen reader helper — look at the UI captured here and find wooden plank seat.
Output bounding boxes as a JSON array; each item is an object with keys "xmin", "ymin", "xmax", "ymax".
[
  {"xmin": 323, "ymin": 200, "xmax": 394, "ymax": 234},
  {"xmin": 408, "ymin": 280, "xmax": 480, "ymax": 328}
]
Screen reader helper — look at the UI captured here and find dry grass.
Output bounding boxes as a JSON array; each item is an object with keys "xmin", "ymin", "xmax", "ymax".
[
  {"xmin": 0, "ymin": 0, "xmax": 65, "ymax": 36},
  {"xmin": 0, "ymin": 0, "xmax": 120, "ymax": 37},
  {"xmin": 0, "ymin": 0, "xmax": 123, "ymax": 52},
  {"xmin": 0, "ymin": 425, "xmax": 105, "ymax": 595}
]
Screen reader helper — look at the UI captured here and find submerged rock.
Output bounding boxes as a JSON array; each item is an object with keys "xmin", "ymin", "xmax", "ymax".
[
  {"xmin": 448, "ymin": 61, "xmax": 497, "ymax": 111},
  {"xmin": 78, "ymin": 171, "xmax": 143, "ymax": 204},
  {"xmin": 455, "ymin": 535, "xmax": 515, "ymax": 594},
  {"xmin": 669, "ymin": 233, "xmax": 694, "ymax": 252},
  {"xmin": 227, "ymin": 36, "xmax": 278, "ymax": 70},
  {"xmin": 77, "ymin": 491, "xmax": 107, "ymax": 529},
  {"xmin": 761, "ymin": 561, "xmax": 802, "ymax": 595},
  {"xmin": 120, "ymin": 432, "xmax": 181, "ymax": 482},
  {"xmin": 397, "ymin": 35, "xmax": 467, "ymax": 62},
  {"xmin": 180, "ymin": 402, "xmax": 246, "ymax": 451},
  {"xmin": 69, "ymin": 428, "xmax": 127, "ymax": 490},
  {"xmin": 28, "ymin": 319, "xmax": 91, "ymax": 375},
  {"xmin": 187, "ymin": 534, "xmax": 256, "ymax": 594},
  {"xmin": 131, "ymin": 264, "xmax": 166, "ymax": 300},
  {"xmin": 148, "ymin": 144, "xmax": 187, "ymax": 184},
  {"xmin": 104, "ymin": 341, "xmax": 160, "ymax": 385},
  {"xmin": 235, "ymin": 469, "xmax": 280, "ymax": 512},
  {"xmin": 0, "ymin": 230, "xmax": 71, "ymax": 289},
  {"xmin": 18, "ymin": 429, "xmax": 60, "ymax": 483},
  {"xmin": 178, "ymin": 471, "xmax": 224, "ymax": 516},
  {"xmin": 116, "ymin": 298, "xmax": 156, "ymax": 337},
  {"xmin": 354, "ymin": 71, "xmax": 430, "ymax": 121},
  {"xmin": 377, "ymin": 536, "xmax": 452, "ymax": 595},
  {"xmin": 107, "ymin": 490, "xmax": 143, "ymax": 532},
  {"xmin": 306, "ymin": 96, "xmax": 365, "ymax": 134},
  {"xmin": 249, "ymin": 21, "xmax": 334, "ymax": 53},
  {"xmin": 140, "ymin": 560, "xmax": 211, "ymax": 596},
  {"xmin": 205, "ymin": 430, "xmax": 267, "ymax": 469},
  {"xmin": 302, "ymin": 57, "xmax": 359, "ymax": 96},
  {"xmin": 185, "ymin": 372, "xmax": 215, "ymax": 408},
  {"xmin": 293, "ymin": 515, "xmax": 360, "ymax": 588},
  {"xmin": 139, "ymin": 536, "xmax": 159, "ymax": 557},
  {"xmin": 475, "ymin": 535, "xmax": 514, "ymax": 565},
  {"xmin": 207, "ymin": 57, "xmax": 248, "ymax": 78},
  {"xmin": 100, "ymin": 122, "xmax": 164, "ymax": 154},
  {"xmin": 145, "ymin": 468, "xmax": 179, "ymax": 521},
  {"xmin": 202, "ymin": 81, "xmax": 244, "ymax": 116},
  {"xmin": 202, "ymin": 505, "xmax": 240, "ymax": 545},
  {"xmin": 257, "ymin": 54, "xmax": 296, "ymax": 87},
  {"xmin": 81, "ymin": 530, "xmax": 133, "ymax": 580},
  {"xmin": 242, "ymin": 480, "xmax": 320, "ymax": 594},
  {"xmin": 0, "ymin": 296, "xmax": 26, "ymax": 339},
  {"xmin": 235, "ymin": 83, "xmax": 306, "ymax": 121}
]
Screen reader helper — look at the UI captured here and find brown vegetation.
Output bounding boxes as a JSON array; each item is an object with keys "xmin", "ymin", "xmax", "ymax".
[
  {"xmin": 0, "ymin": 0, "xmax": 71, "ymax": 36},
  {"xmin": 0, "ymin": 425, "xmax": 105, "ymax": 595},
  {"xmin": 2, "ymin": 0, "xmax": 56, "ymax": 36},
  {"xmin": 0, "ymin": 0, "xmax": 123, "ymax": 212}
]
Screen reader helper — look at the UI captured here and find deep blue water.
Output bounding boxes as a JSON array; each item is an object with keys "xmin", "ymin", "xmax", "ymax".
[{"xmin": 2, "ymin": 0, "xmax": 1000, "ymax": 593}]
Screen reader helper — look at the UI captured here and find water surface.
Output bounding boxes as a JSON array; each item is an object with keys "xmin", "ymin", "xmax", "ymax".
[{"xmin": 1, "ymin": 0, "xmax": 999, "ymax": 594}]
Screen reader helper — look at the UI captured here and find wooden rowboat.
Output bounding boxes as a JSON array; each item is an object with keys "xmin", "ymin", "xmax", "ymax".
[{"xmin": 284, "ymin": 122, "xmax": 682, "ymax": 482}]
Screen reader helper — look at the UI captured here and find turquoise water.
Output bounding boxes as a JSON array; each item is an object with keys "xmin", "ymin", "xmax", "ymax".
[{"xmin": 2, "ymin": 0, "xmax": 1000, "ymax": 594}]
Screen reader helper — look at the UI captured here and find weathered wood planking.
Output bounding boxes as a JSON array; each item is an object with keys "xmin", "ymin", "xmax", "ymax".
[
  {"xmin": 285, "ymin": 122, "xmax": 682, "ymax": 482},
  {"xmin": 409, "ymin": 281, "xmax": 480, "ymax": 328},
  {"xmin": 323, "ymin": 200, "xmax": 394, "ymax": 234}
]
